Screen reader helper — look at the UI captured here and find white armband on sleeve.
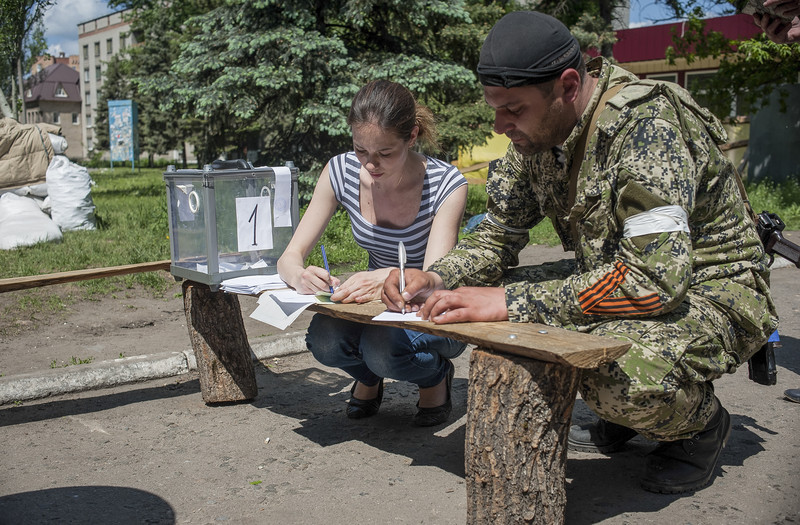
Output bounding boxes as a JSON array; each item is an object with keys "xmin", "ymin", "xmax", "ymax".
[{"xmin": 623, "ymin": 205, "xmax": 690, "ymax": 238}]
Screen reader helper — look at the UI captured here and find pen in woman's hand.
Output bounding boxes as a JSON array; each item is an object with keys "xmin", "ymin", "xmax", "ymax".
[
  {"xmin": 321, "ymin": 244, "xmax": 334, "ymax": 294},
  {"xmin": 398, "ymin": 241, "xmax": 407, "ymax": 314}
]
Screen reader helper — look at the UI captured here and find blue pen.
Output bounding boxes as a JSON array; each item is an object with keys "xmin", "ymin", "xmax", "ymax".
[{"xmin": 320, "ymin": 244, "xmax": 334, "ymax": 293}]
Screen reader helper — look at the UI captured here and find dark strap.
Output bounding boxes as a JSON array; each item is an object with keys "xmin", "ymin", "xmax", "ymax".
[
  {"xmin": 567, "ymin": 84, "xmax": 625, "ymax": 210},
  {"xmin": 566, "ymin": 83, "xmax": 625, "ymax": 237}
]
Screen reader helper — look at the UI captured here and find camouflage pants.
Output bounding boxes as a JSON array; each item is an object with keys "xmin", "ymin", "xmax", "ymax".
[{"xmin": 502, "ymin": 261, "xmax": 739, "ymax": 441}]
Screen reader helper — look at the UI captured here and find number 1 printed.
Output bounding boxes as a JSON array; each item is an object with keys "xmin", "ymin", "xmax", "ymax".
[{"xmin": 236, "ymin": 196, "xmax": 273, "ymax": 252}]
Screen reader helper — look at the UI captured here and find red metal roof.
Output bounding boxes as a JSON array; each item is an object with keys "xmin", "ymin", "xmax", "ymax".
[{"xmin": 614, "ymin": 14, "xmax": 763, "ymax": 63}]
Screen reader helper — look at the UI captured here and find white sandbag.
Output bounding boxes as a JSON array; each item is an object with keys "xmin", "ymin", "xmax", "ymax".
[
  {"xmin": 48, "ymin": 133, "xmax": 68, "ymax": 155},
  {"xmin": 46, "ymin": 155, "xmax": 96, "ymax": 231},
  {"xmin": 10, "ymin": 182, "xmax": 48, "ymax": 198},
  {"xmin": 0, "ymin": 192, "xmax": 62, "ymax": 250}
]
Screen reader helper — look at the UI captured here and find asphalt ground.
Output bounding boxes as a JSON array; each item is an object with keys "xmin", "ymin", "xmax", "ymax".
[{"xmin": 1, "ymin": 236, "xmax": 799, "ymax": 524}]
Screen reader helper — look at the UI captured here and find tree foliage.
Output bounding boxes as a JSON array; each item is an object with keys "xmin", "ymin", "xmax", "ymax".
[
  {"xmin": 100, "ymin": 0, "xmax": 795, "ymax": 196},
  {"xmin": 666, "ymin": 13, "xmax": 800, "ymax": 118},
  {"xmin": 111, "ymin": 0, "xmax": 644, "ymax": 200},
  {"xmin": 108, "ymin": 0, "xmax": 505, "ymax": 201},
  {"xmin": 0, "ymin": 0, "xmax": 54, "ymax": 120}
]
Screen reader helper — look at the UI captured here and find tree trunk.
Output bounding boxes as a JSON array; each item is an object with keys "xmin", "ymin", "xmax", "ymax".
[
  {"xmin": 465, "ymin": 348, "xmax": 580, "ymax": 525},
  {"xmin": 0, "ymin": 88, "xmax": 14, "ymax": 119},
  {"xmin": 10, "ymin": 72, "xmax": 18, "ymax": 119},
  {"xmin": 16, "ymin": 56, "xmax": 26, "ymax": 124},
  {"xmin": 182, "ymin": 280, "xmax": 258, "ymax": 404}
]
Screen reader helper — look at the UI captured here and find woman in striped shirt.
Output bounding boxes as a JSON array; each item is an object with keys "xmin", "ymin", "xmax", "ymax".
[{"xmin": 277, "ymin": 80, "xmax": 468, "ymax": 426}]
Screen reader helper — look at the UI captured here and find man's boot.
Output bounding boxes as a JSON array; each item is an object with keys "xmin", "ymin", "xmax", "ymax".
[
  {"xmin": 568, "ymin": 418, "xmax": 638, "ymax": 453},
  {"xmin": 640, "ymin": 398, "xmax": 731, "ymax": 494}
]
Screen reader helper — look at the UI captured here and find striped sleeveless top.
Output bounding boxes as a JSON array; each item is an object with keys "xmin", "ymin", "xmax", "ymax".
[{"xmin": 328, "ymin": 152, "xmax": 467, "ymax": 271}]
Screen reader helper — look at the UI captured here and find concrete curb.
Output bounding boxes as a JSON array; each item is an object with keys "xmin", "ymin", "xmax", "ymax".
[{"xmin": 0, "ymin": 332, "xmax": 308, "ymax": 405}]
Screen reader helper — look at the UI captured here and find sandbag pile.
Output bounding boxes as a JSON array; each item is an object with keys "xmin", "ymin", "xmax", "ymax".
[
  {"xmin": 46, "ymin": 155, "xmax": 96, "ymax": 231},
  {"xmin": 0, "ymin": 119, "xmax": 96, "ymax": 250},
  {"xmin": 0, "ymin": 192, "xmax": 63, "ymax": 250}
]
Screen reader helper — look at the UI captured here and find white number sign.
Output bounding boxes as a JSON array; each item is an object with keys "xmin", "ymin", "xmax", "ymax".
[{"xmin": 236, "ymin": 196, "xmax": 273, "ymax": 252}]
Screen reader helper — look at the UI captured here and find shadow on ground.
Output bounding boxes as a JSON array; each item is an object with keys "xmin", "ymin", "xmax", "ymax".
[{"xmin": 0, "ymin": 486, "xmax": 175, "ymax": 525}]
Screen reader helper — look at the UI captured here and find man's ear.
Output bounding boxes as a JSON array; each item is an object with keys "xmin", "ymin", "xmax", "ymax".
[{"xmin": 559, "ymin": 68, "xmax": 581, "ymax": 104}]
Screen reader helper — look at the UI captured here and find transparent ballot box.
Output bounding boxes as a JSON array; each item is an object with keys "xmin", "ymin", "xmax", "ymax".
[{"xmin": 163, "ymin": 161, "xmax": 299, "ymax": 290}]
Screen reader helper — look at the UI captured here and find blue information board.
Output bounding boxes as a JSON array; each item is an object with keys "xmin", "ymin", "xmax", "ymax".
[{"xmin": 108, "ymin": 99, "xmax": 139, "ymax": 169}]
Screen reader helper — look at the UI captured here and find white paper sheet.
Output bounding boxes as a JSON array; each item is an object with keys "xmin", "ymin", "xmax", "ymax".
[
  {"xmin": 250, "ymin": 294, "xmax": 308, "ymax": 330},
  {"xmin": 272, "ymin": 166, "xmax": 293, "ymax": 227},
  {"xmin": 248, "ymin": 289, "xmax": 332, "ymax": 329},
  {"xmin": 371, "ymin": 310, "xmax": 426, "ymax": 322},
  {"xmin": 220, "ymin": 274, "xmax": 287, "ymax": 294}
]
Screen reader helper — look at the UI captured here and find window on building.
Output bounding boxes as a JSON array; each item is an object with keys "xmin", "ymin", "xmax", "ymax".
[
  {"xmin": 94, "ymin": 42, "xmax": 100, "ymax": 57},
  {"xmin": 686, "ymin": 70, "xmax": 728, "ymax": 115},
  {"xmin": 55, "ymin": 83, "xmax": 67, "ymax": 97},
  {"xmin": 84, "ymin": 68, "xmax": 89, "ymax": 82},
  {"xmin": 86, "ymin": 114, "xmax": 93, "ymax": 128},
  {"xmin": 83, "ymin": 44, "xmax": 88, "ymax": 60},
  {"xmin": 72, "ymin": 113, "xmax": 79, "ymax": 125},
  {"xmin": 86, "ymin": 92, "xmax": 91, "ymax": 105},
  {"xmin": 120, "ymin": 34, "xmax": 128, "ymax": 51},
  {"xmin": 53, "ymin": 112, "xmax": 60, "ymax": 124},
  {"xmin": 107, "ymin": 38, "xmax": 113, "ymax": 54},
  {"xmin": 647, "ymin": 73, "xmax": 678, "ymax": 84},
  {"xmin": 95, "ymin": 65, "xmax": 102, "ymax": 81}
]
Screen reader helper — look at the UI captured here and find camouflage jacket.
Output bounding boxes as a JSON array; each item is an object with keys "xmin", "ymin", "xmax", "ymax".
[{"xmin": 429, "ymin": 58, "xmax": 778, "ymax": 357}]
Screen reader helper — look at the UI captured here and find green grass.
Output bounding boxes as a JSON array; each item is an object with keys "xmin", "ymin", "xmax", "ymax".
[
  {"xmin": 747, "ymin": 177, "xmax": 800, "ymax": 229},
  {"xmin": 0, "ymin": 167, "xmax": 173, "ymax": 296},
  {"xmin": 50, "ymin": 356, "xmax": 95, "ymax": 368}
]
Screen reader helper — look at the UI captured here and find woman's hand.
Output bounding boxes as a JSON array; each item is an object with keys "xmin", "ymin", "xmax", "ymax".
[
  {"xmin": 331, "ymin": 270, "xmax": 389, "ymax": 303},
  {"xmin": 291, "ymin": 265, "xmax": 341, "ymax": 295}
]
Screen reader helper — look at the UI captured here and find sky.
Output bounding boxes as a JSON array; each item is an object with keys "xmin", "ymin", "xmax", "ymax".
[{"xmin": 42, "ymin": 0, "xmax": 116, "ymax": 57}]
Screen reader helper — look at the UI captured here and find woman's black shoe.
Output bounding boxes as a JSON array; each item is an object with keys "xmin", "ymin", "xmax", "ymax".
[
  {"xmin": 346, "ymin": 379, "xmax": 383, "ymax": 419},
  {"xmin": 414, "ymin": 360, "xmax": 454, "ymax": 427}
]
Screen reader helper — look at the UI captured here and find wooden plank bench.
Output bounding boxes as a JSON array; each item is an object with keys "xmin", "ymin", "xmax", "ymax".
[
  {"xmin": 182, "ymin": 282, "xmax": 630, "ymax": 524},
  {"xmin": 0, "ymin": 260, "xmax": 171, "ymax": 293}
]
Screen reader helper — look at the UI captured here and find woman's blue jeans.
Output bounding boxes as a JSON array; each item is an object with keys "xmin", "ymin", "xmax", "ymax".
[{"xmin": 306, "ymin": 313, "xmax": 467, "ymax": 388}]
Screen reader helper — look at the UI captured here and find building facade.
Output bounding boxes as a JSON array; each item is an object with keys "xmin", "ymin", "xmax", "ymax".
[
  {"xmin": 77, "ymin": 9, "xmax": 135, "ymax": 160},
  {"xmin": 30, "ymin": 52, "xmax": 80, "ymax": 76},
  {"xmin": 613, "ymin": 14, "xmax": 762, "ymax": 106},
  {"xmin": 23, "ymin": 63, "xmax": 82, "ymax": 157}
]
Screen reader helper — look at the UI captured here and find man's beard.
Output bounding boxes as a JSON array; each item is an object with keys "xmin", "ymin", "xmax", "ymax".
[
  {"xmin": 508, "ymin": 100, "xmax": 570, "ymax": 157},
  {"xmin": 510, "ymin": 134, "xmax": 547, "ymax": 156}
]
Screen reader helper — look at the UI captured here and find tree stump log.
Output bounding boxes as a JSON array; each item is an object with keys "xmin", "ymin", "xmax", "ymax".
[
  {"xmin": 466, "ymin": 348, "xmax": 580, "ymax": 525},
  {"xmin": 182, "ymin": 281, "xmax": 258, "ymax": 404}
]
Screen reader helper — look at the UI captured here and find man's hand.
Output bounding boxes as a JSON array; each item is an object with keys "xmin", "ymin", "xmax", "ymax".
[
  {"xmin": 418, "ymin": 287, "xmax": 509, "ymax": 324},
  {"xmin": 755, "ymin": 0, "xmax": 800, "ymax": 43},
  {"xmin": 381, "ymin": 268, "xmax": 443, "ymax": 312}
]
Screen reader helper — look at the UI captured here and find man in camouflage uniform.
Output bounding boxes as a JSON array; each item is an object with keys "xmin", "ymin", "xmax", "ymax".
[{"xmin": 382, "ymin": 11, "xmax": 778, "ymax": 493}]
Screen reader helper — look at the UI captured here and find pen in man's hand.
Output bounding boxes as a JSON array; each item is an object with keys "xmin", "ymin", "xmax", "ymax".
[{"xmin": 320, "ymin": 244, "xmax": 334, "ymax": 294}]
